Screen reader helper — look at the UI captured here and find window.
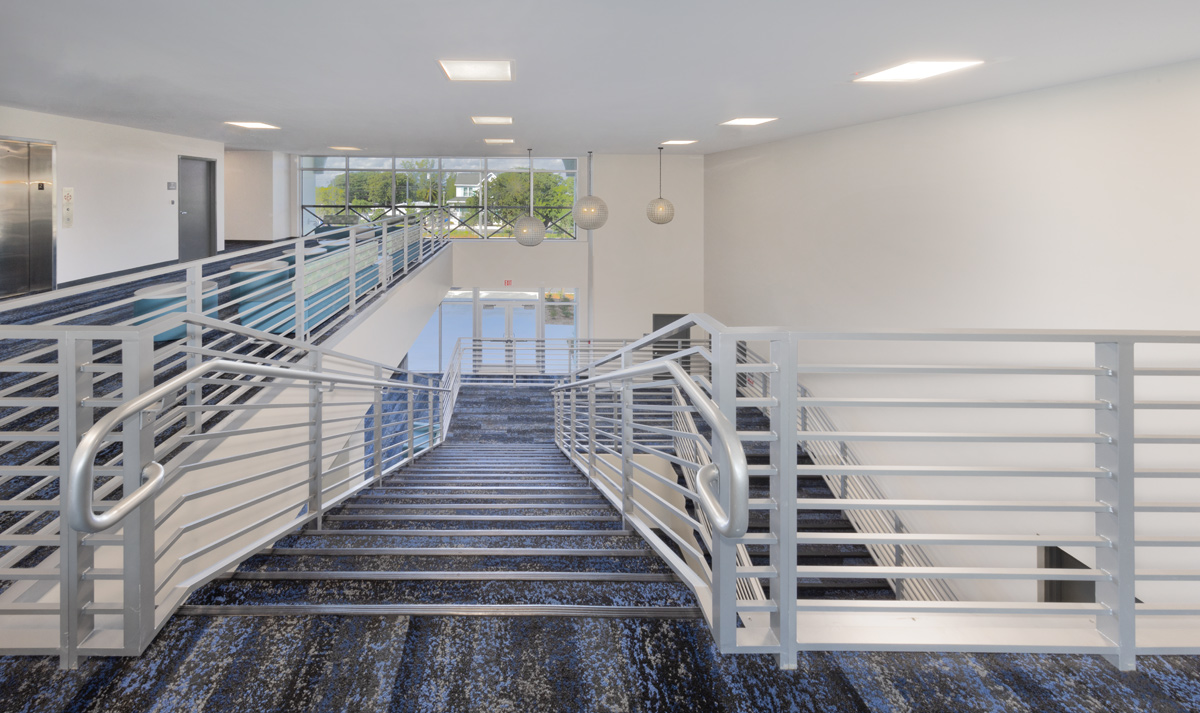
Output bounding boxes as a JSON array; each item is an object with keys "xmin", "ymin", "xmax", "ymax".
[{"xmin": 299, "ymin": 156, "xmax": 578, "ymax": 240}]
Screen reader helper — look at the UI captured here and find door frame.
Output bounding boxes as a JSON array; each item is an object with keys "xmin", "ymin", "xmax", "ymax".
[{"xmin": 177, "ymin": 155, "xmax": 217, "ymax": 262}]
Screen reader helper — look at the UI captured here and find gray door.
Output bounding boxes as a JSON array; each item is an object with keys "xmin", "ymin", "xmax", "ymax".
[
  {"xmin": 178, "ymin": 157, "xmax": 215, "ymax": 262},
  {"xmin": 0, "ymin": 140, "xmax": 54, "ymax": 299}
]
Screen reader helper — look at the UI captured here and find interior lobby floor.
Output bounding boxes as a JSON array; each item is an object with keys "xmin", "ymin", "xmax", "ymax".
[{"xmin": 1, "ymin": 612, "xmax": 1199, "ymax": 712}]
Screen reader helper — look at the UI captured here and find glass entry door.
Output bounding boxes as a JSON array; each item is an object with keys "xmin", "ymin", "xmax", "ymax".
[{"xmin": 477, "ymin": 301, "xmax": 538, "ymax": 372}]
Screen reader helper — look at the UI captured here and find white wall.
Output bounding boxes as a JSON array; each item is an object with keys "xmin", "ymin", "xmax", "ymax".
[
  {"xmin": 594, "ymin": 154, "xmax": 705, "ymax": 337},
  {"xmin": 0, "ymin": 105, "xmax": 224, "ymax": 284},
  {"xmin": 224, "ymin": 150, "xmax": 291, "ymax": 242},
  {"xmin": 702, "ymin": 58, "xmax": 1200, "ymax": 603},
  {"xmin": 704, "ymin": 58, "xmax": 1200, "ymax": 332}
]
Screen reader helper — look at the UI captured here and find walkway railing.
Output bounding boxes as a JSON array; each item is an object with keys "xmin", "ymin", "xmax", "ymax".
[{"xmin": 554, "ymin": 314, "xmax": 1200, "ymax": 671}]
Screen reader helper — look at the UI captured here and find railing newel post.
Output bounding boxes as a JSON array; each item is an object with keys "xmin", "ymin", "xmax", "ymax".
[
  {"xmin": 348, "ymin": 225, "xmax": 358, "ymax": 315},
  {"xmin": 293, "ymin": 241, "xmax": 307, "ymax": 339},
  {"xmin": 308, "ymin": 351, "xmax": 325, "ymax": 529},
  {"xmin": 770, "ymin": 333, "xmax": 800, "ymax": 669},
  {"xmin": 58, "ymin": 335, "xmax": 93, "ymax": 669},
  {"xmin": 710, "ymin": 330, "xmax": 740, "ymax": 651},
  {"xmin": 372, "ymin": 365, "xmax": 384, "ymax": 481},
  {"xmin": 122, "ymin": 334, "xmax": 156, "ymax": 655},
  {"xmin": 1095, "ymin": 339, "xmax": 1137, "ymax": 670}
]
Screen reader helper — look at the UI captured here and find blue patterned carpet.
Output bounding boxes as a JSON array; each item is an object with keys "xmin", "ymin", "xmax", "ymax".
[{"xmin": 2, "ymin": 613, "xmax": 1200, "ymax": 712}]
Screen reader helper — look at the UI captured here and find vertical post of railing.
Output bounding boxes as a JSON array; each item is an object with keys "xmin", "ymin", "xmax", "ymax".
[
  {"xmin": 1095, "ymin": 339, "xmax": 1136, "ymax": 670},
  {"xmin": 58, "ymin": 335, "xmax": 93, "ymax": 668},
  {"xmin": 308, "ymin": 352, "xmax": 325, "ymax": 529},
  {"xmin": 407, "ymin": 371, "xmax": 416, "ymax": 461},
  {"xmin": 372, "ymin": 365, "xmax": 384, "ymax": 480},
  {"xmin": 428, "ymin": 380, "xmax": 437, "ymax": 452},
  {"xmin": 382, "ymin": 222, "xmax": 393, "ymax": 285},
  {"xmin": 348, "ymin": 225, "xmax": 359, "ymax": 315},
  {"xmin": 185, "ymin": 264, "xmax": 204, "ymax": 436},
  {"xmin": 770, "ymin": 334, "xmax": 800, "ymax": 668},
  {"xmin": 587, "ymin": 368, "xmax": 597, "ymax": 479},
  {"xmin": 121, "ymin": 333, "xmax": 156, "ymax": 656},
  {"xmin": 293, "ymin": 242, "xmax": 307, "ymax": 340},
  {"xmin": 620, "ymin": 352, "xmax": 634, "ymax": 521},
  {"xmin": 568, "ymin": 382, "xmax": 577, "ymax": 457},
  {"xmin": 403, "ymin": 220, "xmax": 411, "ymax": 276},
  {"xmin": 708, "ymin": 329, "xmax": 740, "ymax": 651}
]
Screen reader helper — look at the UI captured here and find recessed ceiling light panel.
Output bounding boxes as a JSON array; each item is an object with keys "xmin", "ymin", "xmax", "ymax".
[
  {"xmin": 720, "ymin": 118, "xmax": 777, "ymax": 126},
  {"xmin": 439, "ymin": 60, "xmax": 512, "ymax": 81},
  {"xmin": 225, "ymin": 122, "xmax": 280, "ymax": 129},
  {"xmin": 662, "ymin": 140, "xmax": 697, "ymax": 145},
  {"xmin": 328, "ymin": 146, "xmax": 361, "ymax": 151},
  {"xmin": 472, "ymin": 116, "xmax": 513, "ymax": 125},
  {"xmin": 854, "ymin": 61, "xmax": 983, "ymax": 82},
  {"xmin": 484, "ymin": 139, "xmax": 514, "ymax": 144}
]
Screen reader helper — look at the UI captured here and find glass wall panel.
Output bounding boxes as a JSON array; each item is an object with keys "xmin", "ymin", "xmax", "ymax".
[
  {"xmin": 300, "ymin": 156, "xmax": 576, "ymax": 238},
  {"xmin": 346, "ymin": 170, "xmax": 394, "ymax": 222},
  {"xmin": 348, "ymin": 157, "xmax": 392, "ymax": 169},
  {"xmin": 407, "ymin": 306, "xmax": 441, "ymax": 372},
  {"xmin": 440, "ymin": 301, "xmax": 473, "ymax": 371}
]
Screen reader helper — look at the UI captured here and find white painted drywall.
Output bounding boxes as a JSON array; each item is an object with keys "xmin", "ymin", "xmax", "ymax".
[
  {"xmin": 0, "ymin": 104, "xmax": 225, "ymax": 284},
  {"xmin": 326, "ymin": 247, "xmax": 454, "ymax": 365},
  {"xmin": 703, "ymin": 58, "xmax": 1200, "ymax": 603},
  {"xmin": 594, "ymin": 154, "xmax": 705, "ymax": 337},
  {"xmin": 225, "ymin": 149, "xmax": 291, "ymax": 242}
]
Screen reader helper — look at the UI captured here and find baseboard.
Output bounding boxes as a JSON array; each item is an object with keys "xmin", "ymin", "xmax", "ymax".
[{"xmin": 58, "ymin": 259, "xmax": 178, "ymax": 288}]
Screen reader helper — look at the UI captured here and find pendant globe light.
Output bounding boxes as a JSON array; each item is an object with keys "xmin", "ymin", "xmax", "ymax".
[
  {"xmin": 514, "ymin": 148, "xmax": 546, "ymax": 247},
  {"xmin": 572, "ymin": 151, "xmax": 608, "ymax": 230},
  {"xmin": 646, "ymin": 146, "xmax": 674, "ymax": 225}
]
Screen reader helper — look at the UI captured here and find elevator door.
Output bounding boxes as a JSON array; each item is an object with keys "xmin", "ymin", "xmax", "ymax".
[
  {"xmin": 178, "ymin": 157, "xmax": 216, "ymax": 262},
  {"xmin": 0, "ymin": 139, "xmax": 54, "ymax": 299}
]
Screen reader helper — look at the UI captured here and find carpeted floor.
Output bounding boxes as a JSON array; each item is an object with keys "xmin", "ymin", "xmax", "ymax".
[{"xmin": 1, "ymin": 613, "xmax": 1200, "ymax": 712}]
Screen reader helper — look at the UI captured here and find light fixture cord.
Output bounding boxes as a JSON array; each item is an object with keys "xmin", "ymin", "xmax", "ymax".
[
  {"xmin": 587, "ymin": 151, "xmax": 593, "ymax": 197},
  {"xmin": 658, "ymin": 146, "xmax": 663, "ymax": 198},
  {"xmin": 527, "ymin": 148, "xmax": 534, "ymax": 217}
]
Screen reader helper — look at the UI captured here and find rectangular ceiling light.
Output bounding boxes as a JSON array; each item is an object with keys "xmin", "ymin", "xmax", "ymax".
[
  {"xmin": 225, "ymin": 121, "xmax": 280, "ymax": 129},
  {"xmin": 439, "ymin": 60, "xmax": 512, "ymax": 81},
  {"xmin": 472, "ymin": 116, "xmax": 513, "ymax": 125},
  {"xmin": 720, "ymin": 118, "xmax": 777, "ymax": 126},
  {"xmin": 662, "ymin": 140, "xmax": 697, "ymax": 145},
  {"xmin": 854, "ymin": 61, "xmax": 983, "ymax": 82},
  {"xmin": 484, "ymin": 139, "xmax": 514, "ymax": 144}
]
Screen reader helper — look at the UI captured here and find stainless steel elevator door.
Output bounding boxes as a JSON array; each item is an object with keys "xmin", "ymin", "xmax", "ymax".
[
  {"xmin": 0, "ymin": 141, "xmax": 31, "ymax": 298},
  {"xmin": 178, "ymin": 157, "xmax": 215, "ymax": 262},
  {"xmin": 0, "ymin": 140, "xmax": 53, "ymax": 299}
]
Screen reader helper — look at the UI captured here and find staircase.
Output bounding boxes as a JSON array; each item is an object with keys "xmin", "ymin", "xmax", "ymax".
[
  {"xmin": 702, "ymin": 407, "xmax": 896, "ymax": 602},
  {"xmin": 180, "ymin": 386, "xmax": 700, "ymax": 618}
]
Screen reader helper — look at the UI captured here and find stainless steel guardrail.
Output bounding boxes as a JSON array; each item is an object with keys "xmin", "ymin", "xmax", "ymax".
[{"xmin": 68, "ymin": 359, "xmax": 445, "ymax": 533}]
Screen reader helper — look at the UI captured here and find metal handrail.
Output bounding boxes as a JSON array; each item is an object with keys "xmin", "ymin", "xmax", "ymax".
[
  {"xmin": 68, "ymin": 358, "xmax": 447, "ymax": 533},
  {"xmin": 552, "ymin": 356, "xmax": 749, "ymax": 538}
]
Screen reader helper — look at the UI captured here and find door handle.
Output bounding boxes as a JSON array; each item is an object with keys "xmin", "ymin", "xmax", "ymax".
[{"xmin": 180, "ymin": 211, "xmax": 188, "ymax": 215}]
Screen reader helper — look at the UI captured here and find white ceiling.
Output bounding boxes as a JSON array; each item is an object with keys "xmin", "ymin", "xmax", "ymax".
[{"xmin": 2, "ymin": 1, "xmax": 1200, "ymax": 157}]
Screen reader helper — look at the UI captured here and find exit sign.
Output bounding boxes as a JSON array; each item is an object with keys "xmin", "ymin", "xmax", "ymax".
[{"xmin": 503, "ymin": 279, "xmax": 512, "ymax": 286}]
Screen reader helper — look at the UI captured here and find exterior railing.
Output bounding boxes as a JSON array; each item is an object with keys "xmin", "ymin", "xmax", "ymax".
[{"xmin": 553, "ymin": 314, "xmax": 1200, "ymax": 671}]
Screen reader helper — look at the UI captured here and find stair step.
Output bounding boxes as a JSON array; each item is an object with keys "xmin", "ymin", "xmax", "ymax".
[
  {"xmin": 219, "ymin": 570, "xmax": 676, "ymax": 583},
  {"xmin": 176, "ymin": 604, "xmax": 702, "ymax": 619},
  {"xmin": 185, "ymin": 579, "xmax": 698, "ymax": 608}
]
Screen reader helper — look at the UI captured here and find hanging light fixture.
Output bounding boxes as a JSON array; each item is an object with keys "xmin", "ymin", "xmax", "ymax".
[
  {"xmin": 514, "ymin": 148, "xmax": 546, "ymax": 246},
  {"xmin": 572, "ymin": 151, "xmax": 608, "ymax": 230},
  {"xmin": 647, "ymin": 146, "xmax": 674, "ymax": 225}
]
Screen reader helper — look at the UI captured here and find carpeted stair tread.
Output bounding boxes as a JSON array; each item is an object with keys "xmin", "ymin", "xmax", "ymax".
[
  {"xmin": 235, "ymin": 553, "xmax": 674, "ymax": 574},
  {"xmin": 184, "ymin": 579, "xmax": 697, "ymax": 608}
]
